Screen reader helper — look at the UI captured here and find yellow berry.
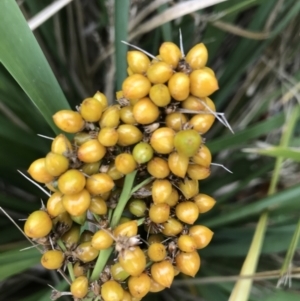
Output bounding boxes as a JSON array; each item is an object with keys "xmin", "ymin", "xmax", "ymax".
[
  {"xmin": 24, "ymin": 210, "xmax": 52, "ymax": 238},
  {"xmin": 71, "ymin": 275, "xmax": 89, "ymax": 298},
  {"xmin": 58, "ymin": 169, "xmax": 86, "ymax": 195},
  {"xmin": 159, "ymin": 42, "xmax": 182, "ymax": 68},
  {"xmin": 151, "ymin": 260, "xmax": 174, "ymax": 288},
  {"xmin": 99, "ymin": 105, "xmax": 120, "ymax": 128},
  {"xmin": 147, "ymin": 62, "xmax": 173, "ymax": 84},
  {"xmin": 128, "ymin": 273, "xmax": 151, "ymax": 299},
  {"xmin": 149, "ymin": 84, "xmax": 171, "ymax": 107},
  {"xmin": 127, "ymin": 51, "xmax": 150, "ymax": 74},
  {"xmin": 41, "ymin": 250, "xmax": 64, "ymax": 270},
  {"xmin": 93, "ymin": 91, "xmax": 108, "ymax": 109},
  {"xmin": 77, "ymin": 139, "xmax": 106, "ymax": 163},
  {"xmin": 80, "ymin": 97, "xmax": 103, "ymax": 122},
  {"xmin": 101, "ymin": 280, "xmax": 124, "ymax": 301},
  {"xmin": 175, "ymin": 251, "xmax": 201, "ymax": 277},
  {"xmin": 27, "ymin": 158, "xmax": 54, "ymax": 184},
  {"xmin": 46, "ymin": 191, "xmax": 66, "ymax": 217},
  {"xmin": 133, "ymin": 97, "xmax": 160, "ymax": 124},
  {"xmin": 98, "ymin": 128, "xmax": 119, "ymax": 147},
  {"xmin": 62, "ymin": 189, "xmax": 91, "ymax": 216},
  {"xmin": 185, "ymin": 43, "xmax": 208, "ymax": 70},
  {"xmin": 193, "ymin": 193, "xmax": 216, "ymax": 213},
  {"xmin": 53, "ymin": 110, "xmax": 85, "ymax": 133},
  {"xmin": 168, "ymin": 72, "xmax": 190, "ymax": 101},
  {"xmin": 45, "ymin": 152, "xmax": 69, "ymax": 177},
  {"xmin": 85, "ymin": 173, "xmax": 114, "ymax": 195},
  {"xmin": 122, "ymin": 74, "xmax": 151, "ymax": 99}
]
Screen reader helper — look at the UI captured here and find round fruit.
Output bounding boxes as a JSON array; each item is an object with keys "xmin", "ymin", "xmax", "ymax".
[
  {"xmin": 175, "ymin": 251, "xmax": 201, "ymax": 277},
  {"xmin": 168, "ymin": 72, "xmax": 190, "ymax": 101},
  {"xmin": 188, "ymin": 112, "xmax": 215, "ymax": 134},
  {"xmin": 62, "ymin": 189, "xmax": 91, "ymax": 216},
  {"xmin": 127, "ymin": 50, "xmax": 150, "ymax": 74},
  {"xmin": 165, "ymin": 112, "xmax": 188, "ymax": 132},
  {"xmin": 177, "ymin": 235, "xmax": 197, "ymax": 252},
  {"xmin": 119, "ymin": 247, "xmax": 146, "ymax": 276},
  {"xmin": 101, "ymin": 280, "xmax": 124, "ymax": 301},
  {"xmin": 111, "ymin": 262, "xmax": 130, "ymax": 281},
  {"xmin": 45, "ymin": 152, "xmax": 69, "ymax": 177},
  {"xmin": 165, "ymin": 188, "xmax": 179, "ymax": 207},
  {"xmin": 81, "ymin": 161, "xmax": 101, "ymax": 176},
  {"xmin": 152, "ymin": 179, "xmax": 172, "ymax": 204},
  {"xmin": 46, "ymin": 191, "xmax": 65, "ymax": 217},
  {"xmin": 149, "ymin": 277, "xmax": 165, "ymax": 293},
  {"xmin": 52, "ymin": 110, "xmax": 84, "ymax": 133},
  {"xmin": 75, "ymin": 242, "xmax": 99, "ymax": 262},
  {"xmin": 122, "ymin": 74, "xmax": 151, "ymax": 99},
  {"xmin": 147, "ymin": 242, "xmax": 167, "ymax": 262},
  {"xmin": 85, "ymin": 173, "xmax": 114, "ymax": 195},
  {"xmin": 151, "ymin": 260, "xmax": 174, "ymax": 288},
  {"xmin": 120, "ymin": 105, "xmax": 136, "ymax": 124},
  {"xmin": 162, "ymin": 218, "xmax": 183, "ymax": 236},
  {"xmin": 146, "ymin": 62, "xmax": 173, "ymax": 84},
  {"xmin": 27, "ymin": 158, "xmax": 54, "ymax": 184},
  {"xmin": 175, "ymin": 201, "xmax": 199, "ymax": 224},
  {"xmin": 185, "ymin": 43, "xmax": 208, "ymax": 70},
  {"xmin": 132, "ymin": 142, "xmax": 154, "ymax": 164},
  {"xmin": 73, "ymin": 262, "xmax": 87, "ymax": 277},
  {"xmin": 187, "ymin": 164, "xmax": 210, "ymax": 180},
  {"xmin": 174, "ymin": 129, "xmax": 201, "ymax": 157},
  {"xmin": 99, "ymin": 105, "xmax": 120, "ymax": 128},
  {"xmin": 133, "ymin": 97, "xmax": 160, "ymax": 124},
  {"xmin": 77, "ymin": 139, "xmax": 106, "ymax": 163},
  {"xmin": 129, "ymin": 199, "xmax": 147, "ymax": 217},
  {"xmin": 115, "ymin": 153, "xmax": 137, "ymax": 174},
  {"xmin": 168, "ymin": 152, "xmax": 188, "ymax": 178},
  {"xmin": 181, "ymin": 95, "xmax": 206, "ymax": 111},
  {"xmin": 113, "ymin": 220, "xmax": 138, "ymax": 237},
  {"xmin": 107, "ymin": 162, "xmax": 124, "ymax": 180},
  {"xmin": 71, "ymin": 276, "xmax": 89, "ymax": 298},
  {"xmin": 192, "ymin": 145, "xmax": 212, "ymax": 167},
  {"xmin": 41, "ymin": 250, "xmax": 64, "ymax": 270},
  {"xmin": 117, "ymin": 124, "xmax": 143, "ymax": 146},
  {"xmin": 92, "ymin": 229, "xmax": 114, "ymax": 250},
  {"xmin": 150, "ymin": 127, "xmax": 175, "ymax": 154},
  {"xmin": 128, "ymin": 273, "xmax": 151, "ymax": 298},
  {"xmin": 190, "ymin": 69, "xmax": 219, "ymax": 98},
  {"xmin": 193, "ymin": 193, "xmax": 216, "ymax": 213},
  {"xmin": 178, "ymin": 178, "xmax": 199, "ymax": 199},
  {"xmin": 80, "ymin": 97, "xmax": 103, "ymax": 122},
  {"xmin": 89, "ymin": 196, "xmax": 108, "ymax": 215},
  {"xmin": 147, "ymin": 157, "xmax": 170, "ymax": 178},
  {"xmin": 58, "ymin": 169, "xmax": 86, "ymax": 195},
  {"xmin": 24, "ymin": 210, "xmax": 52, "ymax": 238},
  {"xmin": 93, "ymin": 91, "xmax": 108, "ymax": 109},
  {"xmin": 61, "ymin": 224, "xmax": 81, "ymax": 248},
  {"xmin": 149, "ymin": 84, "xmax": 171, "ymax": 107},
  {"xmin": 159, "ymin": 42, "xmax": 182, "ymax": 68},
  {"xmin": 51, "ymin": 134, "xmax": 72, "ymax": 156},
  {"xmin": 189, "ymin": 225, "xmax": 214, "ymax": 249},
  {"xmin": 149, "ymin": 203, "xmax": 170, "ymax": 224},
  {"xmin": 98, "ymin": 128, "xmax": 119, "ymax": 147}
]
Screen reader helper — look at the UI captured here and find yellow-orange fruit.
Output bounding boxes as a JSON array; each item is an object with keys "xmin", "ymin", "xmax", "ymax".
[
  {"xmin": 80, "ymin": 97, "xmax": 103, "ymax": 122},
  {"xmin": 114, "ymin": 220, "xmax": 138, "ymax": 237},
  {"xmin": 46, "ymin": 191, "xmax": 66, "ymax": 217},
  {"xmin": 151, "ymin": 260, "xmax": 174, "ymax": 288},
  {"xmin": 107, "ymin": 162, "xmax": 124, "ymax": 180},
  {"xmin": 71, "ymin": 276, "xmax": 89, "ymax": 299},
  {"xmin": 152, "ymin": 179, "xmax": 172, "ymax": 204},
  {"xmin": 77, "ymin": 139, "xmax": 106, "ymax": 163},
  {"xmin": 89, "ymin": 196, "xmax": 108, "ymax": 215},
  {"xmin": 165, "ymin": 112, "xmax": 188, "ymax": 132},
  {"xmin": 177, "ymin": 235, "xmax": 197, "ymax": 252},
  {"xmin": 162, "ymin": 218, "xmax": 183, "ymax": 236},
  {"xmin": 41, "ymin": 250, "xmax": 64, "ymax": 270},
  {"xmin": 149, "ymin": 277, "xmax": 165, "ymax": 293},
  {"xmin": 174, "ymin": 129, "xmax": 201, "ymax": 157},
  {"xmin": 189, "ymin": 225, "xmax": 214, "ymax": 249},
  {"xmin": 149, "ymin": 203, "xmax": 170, "ymax": 224},
  {"xmin": 181, "ymin": 95, "xmax": 206, "ymax": 111},
  {"xmin": 61, "ymin": 224, "xmax": 81, "ymax": 248},
  {"xmin": 98, "ymin": 127, "xmax": 119, "ymax": 147},
  {"xmin": 147, "ymin": 242, "xmax": 167, "ymax": 262},
  {"xmin": 122, "ymin": 74, "xmax": 151, "ymax": 99},
  {"xmin": 117, "ymin": 124, "xmax": 143, "ymax": 146},
  {"xmin": 168, "ymin": 152, "xmax": 189, "ymax": 178},
  {"xmin": 150, "ymin": 127, "xmax": 175, "ymax": 154},
  {"xmin": 190, "ymin": 69, "xmax": 219, "ymax": 98},
  {"xmin": 92, "ymin": 229, "xmax": 114, "ymax": 250},
  {"xmin": 101, "ymin": 280, "xmax": 124, "ymax": 301},
  {"xmin": 175, "ymin": 251, "xmax": 201, "ymax": 277},
  {"xmin": 185, "ymin": 43, "xmax": 208, "ymax": 70},
  {"xmin": 111, "ymin": 262, "xmax": 130, "ymax": 281},
  {"xmin": 147, "ymin": 157, "xmax": 170, "ymax": 179},
  {"xmin": 99, "ymin": 105, "xmax": 120, "ymax": 128},
  {"xmin": 127, "ymin": 51, "xmax": 151, "ymax": 74},
  {"xmin": 127, "ymin": 67, "xmax": 133, "ymax": 76},
  {"xmin": 85, "ymin": 173, "xmax": 114, "ymax": 195},
  {"xmin": 51, "ymin": 134, "xmax": 72, "ymax": 156},
  {"xmin": 149, "ymin": 84, "xmax": 171, "ymax": 107},
  {"xmin": 159, "ymin": 42, "xmax": 182, "ymax": 68},
  {"xmin": 165, "ymin": 188, "xmax": 179, "ymax": 207},
  {"xmin": 175, "ymin": 201, "xmax": 199, "ymax": 224},
  {"xmin": 115, "ymin": 153, "xmax": 137, "ymax": 174},
  {"xmin": 133, "ymin": 98, "xmax": 160, "ymax": 124},
  {"xmin": 93, "ymin": 91, "xmax": 108, "ymax": 109},
  {"xmin": 24, "ymin": 210, "xmax": 52, "ymax": 238},
  {"xmin": 58, "ymin": 169, "xmax": 86, "ymax": 195},
  {"xmin": 178, "ymin": 178, "xmax": 199, "ymax": 199},
  {"xmin": 62, "ymin": 189, "xmax": 91, "ymax": 216},
  {"xmin": 27, "ymin": 158, "xmax": 54, "ymax": 184},
  {"xmin": 53, "ymin": 110, "xmax": 85, "ymax": 133},
  {"xmin": 192, "ymin": 145, "xmax": 212, "ymax": 167},
  {"xmin": 75, "ymin": 242, "xmax": 99, "ymax": 262},
  {"xmin": 146, "ymin": 62, "xmax": 173, "ymax": 84},
  {"xmin": 128, "ymin": 273, "xmax": 151, "ymax": 298},
  {"xmin": 168, "ymin": 72, "xmax": 190, "ymax": 101},
  {"xmin": 45, "ymin": 152, "xmax": 69, "ymax": 177},
  {"xmin": 187, "ymin": 164, "xmax": 211, "ymax": 180},
  {"xmin": 193, "ymin": 193, "xmax": 216, "ymax": 213},
  {"xmin": 119, "ymin": 247, "xmax": 146, "ymax": 276},
  {"xmin": 120, "ymin": 106, "xmax": 136, "ymax": 125}
]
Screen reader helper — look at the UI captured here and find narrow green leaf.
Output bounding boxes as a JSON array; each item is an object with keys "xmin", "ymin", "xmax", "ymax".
[
  {"xmin": 0, "ymin": 0, "xmax": 70, "ymax": 133},
  {"xmin": 115, "ymin": 0, "xmax": 130, "ymax": 90}
]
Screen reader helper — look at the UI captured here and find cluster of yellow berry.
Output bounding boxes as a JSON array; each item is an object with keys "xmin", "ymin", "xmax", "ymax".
[{"xmin": 24, "ymin": 41, "xmax": 218, "ymax": 301}]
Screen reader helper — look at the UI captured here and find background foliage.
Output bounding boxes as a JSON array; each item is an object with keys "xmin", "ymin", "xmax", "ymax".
[{"xmin": 0, "ymin": 0, "xmax": 300, "ymax": 300}]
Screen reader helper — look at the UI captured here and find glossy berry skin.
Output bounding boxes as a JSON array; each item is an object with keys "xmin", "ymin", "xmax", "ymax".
[
  {"xmin": 189, "ymin": 225, "xmax": 214, "ymax": 249},
  {"xmin": 175, "ymin": 251, "xmax": 201, "ymax": 277},
  {"xmin": 193, "ymin": 193, "xmax": 216, "ymax": 213},
  {"xmin": 147, "ymin": 242, "xmax": 167, "ymax": 262},
  {"xmin": 61, "ymin": 224, "xmax": 81, "ymax": 248},
  {"xmin": 178, "ymin": 178, "xmax": 199, "ymax": 199},
  {"xmin": 189, "ymin": 113, "xmax": 215, "ymax": 134},
  {"xmin": 149, "ymin": 277, "xmax": 165, "ymax": 293},
  {"xmin": 77, "ymin": 139, "xmax": 106, "ymax": 163},
  {"xmin": 75, "ymin": 242, "xmax": 99, "ymax": 263},
  {"xmin": 175, "ymin": 201, "xmax": 199, "ymax": 224},
  {"xmin": 133, "ymin": 97, "xmax": 160, "ymax": 124},
  {"xmin": 45, "ymin": 152, "xmax": 69, "ymax": 177},
  {"xmin": 129, "ymin": 199, "xmax": 147, "ymax": 217},
  {"xmin": 185, "ymin": 43, "xmax": 208, "ymax": 70},
  {"xmin": 24, "ymin": 210, "xmax": 52, "ymax": 238},
  {"xmin": 62, "ymin": 189, "xmax": 91, "ymax": 216},
  {"xmin": 53, "ymin": 110, "xmax": 85, "ymax": 133},
  {"xmin": 149, "ymin": 84, "xmax": 171, "ymax": 107},
  {"xmin": 151, "ymin": 260, "xmax": 174, "ymax": 288},
  {"xmin": 168, "ymin": 152, "xmax": 188, "ymax": 178},
  {"xmin": 152, "ymin": 179, "xmax": 172, "ymax": 204},
  {"xmin": 51, "ymin": 134, "xmax": 72, "ymax": 157},
  {"xmin": 168, "ymin": 72, "xmax": 190, "ymax": 101},
  {"xmin": 81, "ymin": 161, "xmax": 101, "ymax": 176},
  {"xmin": 127, "ymin": 50, "xmax": 150, "ymax": 74},
  {"xmin": 98, "ymin": 128, "xmax": 119, "ymax": 147},
  {"xmin": 74, "ymin": 132, "xmax": 92, "ymax": 146},
  {"xmin": 192, "ymin": 145, "xmax": 212, "ymax": 167},
  {"xmin": 177, "ymin": 235, "xmax": 197, "ymax": 252},
  {"xmin": 187, "ymin": 164, "xmax": 210, "ymax": 180},
  {"xmin": 85, "ymin": 173, "xmax": 114, "ymax": 195},
  {"xmin": 46, "ymin": 191, "xmax": 66, "ymax": 217},
  {"xmin": 71, "ymin": 276, "xmax": 89, "ymax": 298},
  {"xmin": 92, "ymin": 229, "xmax": 114, "ymax": 250},
  {"xmin": 113, "ymin": 220, "xmax": 138, "ymax": 237},
  {"xmin": 101, "ymin": 280, "xmax": 124, "ymax": 301},
  {"xmin": 99, "ymin": 105, "xmax": 120, "ymax": 128},
  {"xmin": 162, "ymin": 218, "xmax": 183, "ymax": 236},
  {"xmin": 27, "ymin": 158, "xmax": 54, "ymax": 184},
  {"xmin": 174, "ymin": 129, "xmax": 201, "ymax": 157},
  {"xmin": 41, "ymin": 250, "xmax": 64, "ymax": 270},
  {"xmin": 165, "ymin": 112, "xmax": 188, "ymax": 132},
  {"xmin": 89, "ymin": 196, "xmax": 108, "ymax": 215},
  {"xmin": 181, "ymin": 95, "xmax": 206, "ymax": 111},
  {"xmin": 107, "ymin": 163, "xmax": 124, "ymax": 180},
  {"xmin": 120, "ymin": 105, "xmax": 136, "ymax": 124},
  {"xmin": 165, "ymin": 188, "xmax": 179, "ymax": 207},
  {"xmin": 117, "ymin": 124, "xmax": 143, "ymax": 146},
  {"xmin": 115, "ymin": 153, "xmax": 137, "ymax": 175},
  {"xmin": 122, "ymin": 74, "xmax": 151, "ymax": 99},
  {"xmin": 190, "ymin": 69, "xmax": 219, "ymax": 98},
  {"xmin": 146, "ymin": 62, "xmax": 173, "ymax": 84},
  {"xmin": 150, "ymin": 127, "xmax": 175, "ymax": 154},
  {"xmin": 58, "ymin": 169, "xmax": 86, "ymax": 195},
  {"xmin": 149, "ymin": 203, "xmax": 170, "ymax": 224},
  {"xmin": 147, "ymin": 157, "xmax": 170, "ymax": 179},
  {"xmin": 132, "ymin": 142, "xmax": 154, "ymax": 164},
  {"xmin": 111, "ymin": 262, "xmax": 130, "ymax": 281},
  {"xmin": 128, "ymin": 273, "xmax": 151, "ymax": 298},
  {"xmin": 159, "ymin": 41, "xmax": 182, "ymax": 68},
  {"xmin": 80, "ymin": 97, "xmax": 103, "ymax": 122},
  {"xmin": 93, "ymin": 91, "xmax": 108, "ymax": 109},
  {"xmin": 119, "ymin": 247, "xmax": 146, "ymax": 276}
]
